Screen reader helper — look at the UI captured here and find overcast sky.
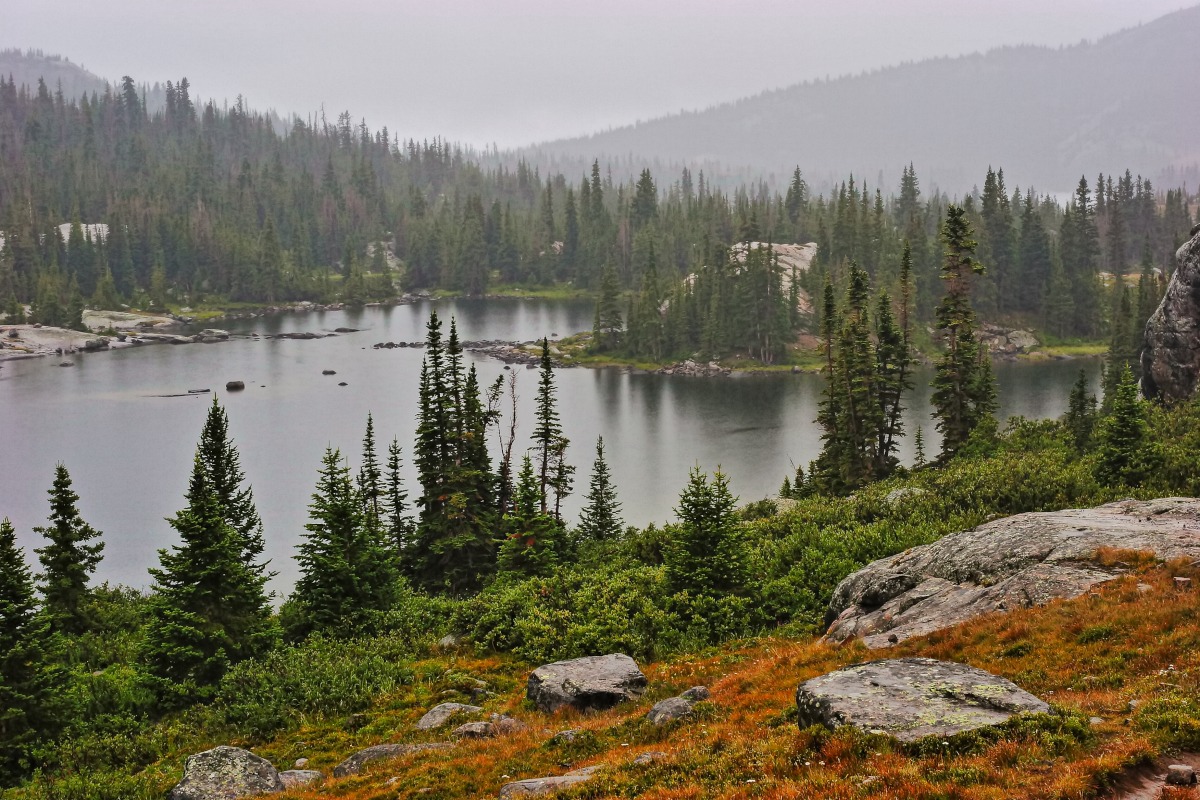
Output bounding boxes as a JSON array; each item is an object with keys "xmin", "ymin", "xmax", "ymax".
[{"xmin": 3, "ymin": 0, "xmax": 1192, "ymax": 148}]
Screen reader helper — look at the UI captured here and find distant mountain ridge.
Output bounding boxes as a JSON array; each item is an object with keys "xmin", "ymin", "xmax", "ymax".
[{"xmin": 517, "ymin": 6, "xmax": 1200, "ymax": 193}]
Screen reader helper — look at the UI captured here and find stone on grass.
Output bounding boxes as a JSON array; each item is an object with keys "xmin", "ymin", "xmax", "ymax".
[
  {"xmin": 527, "ymin": 654, "xmax": 647, "ymax": 713},
  {"xmin": 452, "ymin": 721, "xmax": 496, "ymax": 739},
  {"xmin": 795, "ymin": 657, "xmax": 1049, "ymax": 743},
  {"xmin": 646, "ymin": 697, "xmax": 694, "ymax": 725},
  {"xmin": 680, "ymin": 686, "xmax": 710, "ymax": 702},
  {"xmin": 331, "ymin": 743, "xmax": 453, "ymax": 778},
  {"xmin": 498, "ymin": 767, "xmax": 600, "ymax": 798},
  {"xmin": 278, "ymin": 770, "xmax": 323, "ymax": 789},
  {"xmin": 416, "ymin": 702, "xmax": 483, "ymax": 730},
  {"xmin": 168, "ymin": 745, "xmax": 284, "ymax": 800}
]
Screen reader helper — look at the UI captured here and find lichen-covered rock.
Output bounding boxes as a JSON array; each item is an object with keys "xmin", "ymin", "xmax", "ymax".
[
  {"xmin": 795, "ymin": 658, "xmax": 1049, "ymax": 742},
  {"xmin": 415, "ymin": 702, "xmax": 483, "ymax": 730},
  {"xmin": 168, "ymin": 746, "xmax": 284, "ymax": 800},
  {"xmin": 526, "ymin": 654, "xmax": 647, "ymax": 713},
  {"xmin": 646, "ymin": 697, "xmax": 694, "ymax": 725},
  {"xmin": 498, "ymin": 766, "xmax": 600, "ymax": 797},
  {"xmin": 278, "ymin": 770, "xmax": 323, "ymax": 789},
  {"xmin": 452, "ymin": 721, "xmax": 496, "ymax": 738},
  {"xmin": 680, "ymin": 686, "xmax": 710, "ymax": 702},
  {"xmin": 331, "ymin": 743, "xmax": 453, "ymax": 778},
  {"xmin": 1143, "ymin": 227, "xmax": 1200, "ymax": 401},
  {"xmin": 825, "ymin": 498, "xmax": 1200, "ymax": 648}
]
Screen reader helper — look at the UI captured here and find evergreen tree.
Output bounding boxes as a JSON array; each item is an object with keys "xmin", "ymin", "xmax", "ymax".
[
  {"xmin": 384, "ymin": 437, "xmax": 414, "ymax": 557},
  {"xmin": 1064, "ymin": 370, "xmax": 1098, "ymax": 451},
  {"xmin": 357, "ymin": 413, "xmax": 384, "ymax": 524},
  {"xmin": 33, "ymin": 464, "xmax": 103, "ymax": 635},
  {"xmin": 532, "ymin": 339, "xmax": 567, "ymax": 515},
  {"xmin": 931, "ymin": 205, "xmax": 996, "ymax": 460},
  {"xmin": 196, "ymin": 397, "xmax": 266, "ymax": 571},
  {"xmin": 497, "ymin": 456, "xmax": 561, "ymax": 578},
  {"xmin": 591, "ymin": 264, "xmax": 624, "ymax": 352},
  {"xmin": 1095, "ymin": 366, "xmax": 1156, "ymax": 487},
  {"xmin": 290, "ymin": 447, "xmax": 396, "ymax": 637},
  {"xmin": 0, "ymin": 518, "xmax": 60, "ymax": 784},
  {"xmin": 665, "ymin": 468, "xmax": 745, "ymax": 597},
  {"xmin": 142, "ymin": 456, "xmax": 276, "ymax": 706},
  {"xmin": 576, "ymin": 436, "xmax": 623, "ymax": 542}
]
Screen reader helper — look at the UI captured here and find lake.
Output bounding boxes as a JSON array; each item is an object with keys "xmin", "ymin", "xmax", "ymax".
[{"xmin": 0, "ymin": 298, "xmax": 1101, "ymax": 593}]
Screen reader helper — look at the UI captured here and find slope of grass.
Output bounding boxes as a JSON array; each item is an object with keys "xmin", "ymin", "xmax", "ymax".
[{"xmin": 30, "ymin": 558, "xmax": 1195, "ymax": 800}]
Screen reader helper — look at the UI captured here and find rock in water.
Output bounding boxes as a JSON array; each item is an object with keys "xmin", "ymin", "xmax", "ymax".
[
  {"xmin": 825, "ymin": 498, "xmax": 1200, "ymax": 648},
  {"xmin": 168, "ymin": 745, "xmax": 284, "ymax": 799},
  {"xmin": 527, "ymin": 654, "xmax": 647, "ymax": 713},
  {"xmin": 416, "ymin": 702, "xmax": 483, "ymax": 731},
  {"xmin": 225, "ymin": 381, "xmax": 245, "ymax": 391},
  {"xmin": 1143, "ymin": 226, "xmax": 1200, "ymax": 401},
  {"xmin": 795, "ymin": 658, "xmax": 1049, "ymax": 742}
]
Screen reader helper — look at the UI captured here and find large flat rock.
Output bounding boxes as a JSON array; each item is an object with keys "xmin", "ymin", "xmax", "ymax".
[
  {"xmin": 331, "ymin": 743, "xmax": 452, "ymax": 778},
  {"xmin": 825, "ymin": 498, "xmax": 1200, "ymax": 648},
  {"xmin": 795, "ymin": 657, "xmax": 1049, "ymax": 742},
  {"xmin": 527, "ymin": 654, "xmax": 647, "ymax": 713}
]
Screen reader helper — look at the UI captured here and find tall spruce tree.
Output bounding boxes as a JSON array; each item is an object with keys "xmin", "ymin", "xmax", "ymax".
[
  {"xmin": 384, "ymin": 437, "xmax": 414, "ymax": 558},
  {"xmin": 1095, "ymin": 365, "xmax": 1156, "ymax": 487},
  {"xmin": 142, "ymin": 456, "xmax": 276, "ymax": 706},
  {"xmin": 532, "ymin": 339, "xmax": 569, "ymax": 516},
  {"xmin": 0, "ymin": 518, "xmax": 60, "ymax": 784},
  {"xmin": 931, "ymin": 204, "xmax": 996, "ymax": 460},
  {"xmin": 33, "ymin": 464, "xmax": 103, "ymax": 635},
  {"xmin": 1064, "ymin": 370, "xmax": 1098, "ymax": 451},
  {"xmin": 196, "ymin": 397, "xmax": 266, "ymax": 570},
  {"xmin": 576, "ymin": 436, "xmax": 623, "ymax": 542},
  {"xmin": 497, "ymin": 455, "xmax": 562, "ymax": 578}
]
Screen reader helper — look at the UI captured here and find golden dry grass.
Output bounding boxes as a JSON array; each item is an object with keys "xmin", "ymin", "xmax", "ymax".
[{"xmin": 227, "ymin": 559, "xmax": 1200, "ymax": 799}]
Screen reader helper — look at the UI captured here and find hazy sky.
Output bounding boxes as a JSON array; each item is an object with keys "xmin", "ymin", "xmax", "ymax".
[{"xmin": 3, "ymin": 0, "xmax": 1192, "ymax": 148}]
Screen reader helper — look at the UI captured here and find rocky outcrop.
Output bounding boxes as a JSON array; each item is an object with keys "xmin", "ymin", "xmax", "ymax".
[
  {"xmin": 795, "ymin": 658, "xmax": 1049, "ymax": 742},
  {"xmin": 168, "ymin": 746, "xmax": 284, "ymax": 800},
  {"xmin": 1143, "ymin": 227, "xmax": 1200, "ymax": 401},
  {"xmin": 416, "ymin": 702, "xmax": 483, "ymax": 731},
  {"xmin": 978, "ymin": 325, "xmax": 1040, "ymax": 357},
  {"xmin": 331, "ymin": 743, "xmax": 453, "ymax": 778},
  {"xmin": 657, "ymin": 359, "xmax": 731, "ymax": 377},
  {"xmin": 498, "ymin": 766, "xmax": 601, "ymax": 798},
  {"xmin": 825, "ymin": 498, "xmax": 1200, "ymax": 649},
  {"xmin": 527, "ymin": 654, "xmax": 647, "ymax": 713}
]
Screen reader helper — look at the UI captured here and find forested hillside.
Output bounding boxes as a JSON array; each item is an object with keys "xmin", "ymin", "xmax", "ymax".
[
  {"xmin": 520, "ymin": 5, "xmax": 1200, "ymax": 193},
  {"xmin": 0, "ymin": 65, "xmax": 1194, "ymax": 363}
]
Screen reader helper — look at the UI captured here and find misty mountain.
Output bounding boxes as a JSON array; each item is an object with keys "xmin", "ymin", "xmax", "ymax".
[{"xmin": 518, "ymin": 6, "xmax": 1200, "ymax": 194}]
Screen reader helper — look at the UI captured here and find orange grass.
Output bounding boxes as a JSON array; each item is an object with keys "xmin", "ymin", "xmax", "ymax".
[{"xmin": 192, "ymin": 560, "xmax": 1200, "ymax": 799}]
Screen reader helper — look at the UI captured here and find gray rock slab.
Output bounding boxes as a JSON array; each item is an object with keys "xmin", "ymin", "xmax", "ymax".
[
  {"xmin": 416, "ymin": 702, "xmax": 483, "ymax": 730},
  {"xmin": 168, "ymin": 746, "xmax": 284, "ymax": 800},
  {"xmin": 680, "ymin": 686, "xmax": 710, "ymax": 702},
  {"xmin": 825, "ymin": 498, "xmax": 1200, "ymax": 648},
  {"xmin": 527, "ymin": 654, "xmax": 647, "ymax": 713},
  {"xmin": 278, "ymin": 770, "xmax": 323, "ymax": 789},
  {"xmin": 331, "ymin": 743, "xmax": 453, "ymax": 778},
  {"xmin": 452, "ymin": 721, "xmax": 495, "ymax": 739},
  {"xmin": 499, "ymin": 767, "xmax": 600, "ymax": 798},
  {"xmin": 795, "ymin": 657, "xmax": 1049, "ymax": 743}
]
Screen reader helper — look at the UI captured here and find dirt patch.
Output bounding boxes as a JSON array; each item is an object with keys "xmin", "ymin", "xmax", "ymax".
[{"xmin": 1110, "ymin": 753, "xmax": 1199, "ymax": 799}]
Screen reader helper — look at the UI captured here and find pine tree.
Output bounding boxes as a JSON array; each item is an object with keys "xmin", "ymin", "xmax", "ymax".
[
  {"xmin": 665, "ymin": 468, "xmax": 745, "ymax": 596},
  {"xmin": 384, "ymin": 437, "xmax": 414, "ymax": 557},
  {"xmin": 1064, "ymin": 370, "xmax": 1098, "ymax": 451},
  {"xmin": 290, "ymin": 447, "xmax": 396, "ymax": 637},
  {"xmin": 357, "ymin": 413, "xmax": 383, "ymax": 524},
  {"xmin": 532, "ymin": 339, "xmax": 566, "ymax": 515},
  {"xmin": 497, "ymin": 455, "xmax": 561, "ymax": 578},
  {"xmin": 1095, "ymin": 365, "xmax": 1156, "ymax": 487},
  {"xmin": 33, "ymin": 464, "xmax": 103, "ymax": 635},
  {"xmin": 591, "ymin": 264, "xmax": 624, "ymax": 352},
  {"xmin": 0, "ymin": 518, "xmax": 60, "ymax": 783},
  {"xmin": 142, "ymin": 456, "xmax": 276, "ymax": 706},
  {"xmin": 576, "ymin": 436, "xmax": 622, "ymax": 542},
  {"xmin": 931, "ymin": 205, "xmax": 996, "ymax": 460},
  {"xmin": 196, "ymin": 397, "xmax": 266, "ymax": 570}
]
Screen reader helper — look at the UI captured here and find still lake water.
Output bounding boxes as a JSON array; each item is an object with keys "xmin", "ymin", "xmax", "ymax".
[{"xmin": 0, "ymin": 298, "xmax": 1101, "ymax": 593}]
